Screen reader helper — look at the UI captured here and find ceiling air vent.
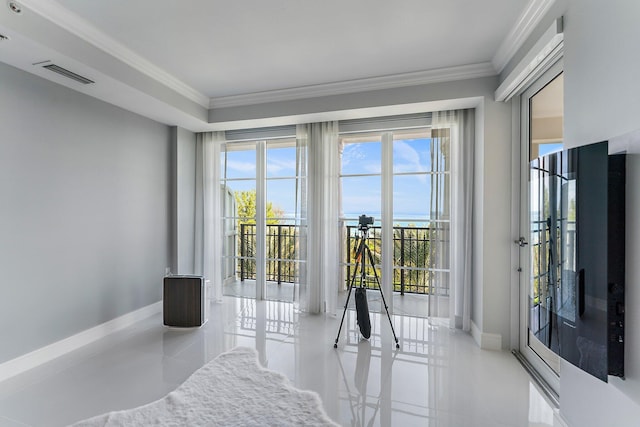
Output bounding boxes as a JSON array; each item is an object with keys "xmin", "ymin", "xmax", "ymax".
[{"xmin": 42, "ymin": 63, "xmax": 95, "ymax": 85}]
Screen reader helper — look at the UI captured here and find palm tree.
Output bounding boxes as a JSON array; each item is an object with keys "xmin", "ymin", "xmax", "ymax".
[
  {"xmin": 233, "ymin": 189, "xmax": 285, "ymax": 281},
  {"xmin": 393, "ymin": 225, "xmax": 431, "ymax": 293}
]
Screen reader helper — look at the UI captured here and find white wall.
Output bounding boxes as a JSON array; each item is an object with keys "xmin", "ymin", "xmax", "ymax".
[
  {"xmin": 0, "ymin": 62, "xmax": 171, "ymax": 364},
  {"xmin": 209, "ymin": 77, "xmax": 501, "ymax": 130},
  {"xmin": 170, "ymin": 126, "xmax": 197, "ymax": 274},
  {"xmin": 563, "ymin": 0, "xmax": 640, "ymax": 149},
  {"xmin": 479, "ymin": 97, "xmax": 513, "ymax": 348},
  {"xmin": 502, "ymin": 0, "xmax": 640, "ymax": 424}
]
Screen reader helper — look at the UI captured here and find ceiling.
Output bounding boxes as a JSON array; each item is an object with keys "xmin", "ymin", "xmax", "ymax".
[
  {"xmin": 0, "ymin": 0, "xmax": 554, "ymax": 130},
  {"xmin": 54, "ymin": 0, "xmax": 527, "ymax": 99}
]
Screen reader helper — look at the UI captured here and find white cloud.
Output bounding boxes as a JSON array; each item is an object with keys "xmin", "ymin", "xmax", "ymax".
[
  {"xmin": 267, "ymin": 157, "xmax": 296, "ymax": 175},
  {"xmin": 393, "ymin": 140, "xmax": 427, "ymax": 173},
  {"xmin": 226, "ymin": 160, "xmax": 256, "ymax": 174},
  {"xmin": 342, "ymin": 143, "xmax": 367, "ymax": 168}
]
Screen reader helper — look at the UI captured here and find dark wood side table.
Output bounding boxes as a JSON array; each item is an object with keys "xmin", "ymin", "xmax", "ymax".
[{"xmin": 163, "ymin": 275, "xmax": 207, "ymax": 327}]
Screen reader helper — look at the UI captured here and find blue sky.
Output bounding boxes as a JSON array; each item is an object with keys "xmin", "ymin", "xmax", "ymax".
[
  {"xmin": 340, "ymin": 137, "xmax": 437, "ymax": 219},
  {"xmin": 537, "ymin": 142, "xmax": 563, "ymax": 157},
  {"xmin": 222, "ymin": 137, "xmax": 443, "ymax": 221}
]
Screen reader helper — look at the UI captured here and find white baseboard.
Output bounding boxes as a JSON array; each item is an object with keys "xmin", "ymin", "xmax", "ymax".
[
  {"xmin": 471, "ymin": 320, "xmax": 482, "ymax": 346},
  {"xmin": 554, "ymin": 409, "xmax": 570, "ymax": 427},
  {"xmin": 0, "ymin": 301, "xmax": 162, "ymax": 383},
  {"xmin": 470, "ymin": 320, "xmax": 503, "ymax": 351}
]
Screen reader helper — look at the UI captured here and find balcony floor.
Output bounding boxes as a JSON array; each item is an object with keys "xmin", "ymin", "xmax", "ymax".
[
  {"xmin": 224, "ymin": 279, "xmax": 296, "ymax": 301},
  {"xmin": 223, "ymin": 279, "xmax": 448, "ymax": 319}
]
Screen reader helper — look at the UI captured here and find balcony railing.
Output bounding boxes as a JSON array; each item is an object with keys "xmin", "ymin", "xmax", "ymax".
[
  {"xmin": 239, "ymin": 223, "xmax": 298, "ymax": 284},
  {"xmin": 238, "ymin": 223, "xmax": 448, "ymax": 296}
]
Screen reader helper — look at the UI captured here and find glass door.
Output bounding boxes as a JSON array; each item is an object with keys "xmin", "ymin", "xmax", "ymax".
[
  {"xmin": 519, "ymin": 62, "xmax": 564, "ymax": 389},
  {"xmin": 221, "ymin": 138, "xmax": 301, "ymax": 302},
  {"xmin": 391, "ymin": 129, "xmax": 450, "ymax": 318},
  {"xmin": 222, "ymin": 141, "xmax": 258, "ymax": 299},
  {"xmin": 339, "ymin": 127, "xmax": 449, "ymax": 319},
  {"xmin": 265, "ymin": 139, "xmax": 302, "ymax": 302}
]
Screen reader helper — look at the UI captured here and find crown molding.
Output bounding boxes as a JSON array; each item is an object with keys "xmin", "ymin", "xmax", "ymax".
[
  {"xmin": 17, "ymin": 0, "xmax": 210, "ymax": 108},
  {"xmin": 495, "ymin": 17, "xmax": 563, "ymax": 102},
  {"xmin": 210, "ymin": 62, "xmax": 496, "ymax": 109},
  {"xmin": 492, "ymin": 0, "xmax": 557, "ymax": 74}
]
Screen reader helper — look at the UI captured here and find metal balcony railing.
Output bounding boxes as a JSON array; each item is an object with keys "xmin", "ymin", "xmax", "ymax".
[
  {"xmin": 237, "ymin": 223, "xmax": 448, "ymax": 295},
  {"xmin": 238, "ymin": 223, "xmax": 298, "ymax": 284}
]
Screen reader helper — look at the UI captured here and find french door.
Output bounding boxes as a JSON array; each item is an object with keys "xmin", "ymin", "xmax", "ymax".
[
  {"xmin": 221, "ymin": 137, "xmax": 302, "ymax": 302},
  {"xmin": 339, "ymin": 127, "xmax": 450, "ymax": 319},
  {"xmin": 518, "ymin": 61, "xmax": 564, "ymax": 390}
]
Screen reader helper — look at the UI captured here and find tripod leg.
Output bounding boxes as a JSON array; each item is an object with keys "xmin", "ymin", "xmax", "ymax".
[
  {"xmin": 334, "ymin": 238, "xmax": 364, "ymax": 348},
  {"xmin": 365, "ymin": 245, "xmax": 400, "ymax": 349},
  {"xmin": 334, "ymin": 286, "xmax": 353, "ymax": 348}
]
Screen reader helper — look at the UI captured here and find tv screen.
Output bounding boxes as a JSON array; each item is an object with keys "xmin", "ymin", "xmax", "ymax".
[{"xmin": 531, "ymin": 141, "xmax": 625, "ymax": 382}]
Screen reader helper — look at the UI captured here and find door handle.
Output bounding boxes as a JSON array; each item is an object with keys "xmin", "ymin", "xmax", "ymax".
[
  {"xmin": 515, "ymin": 237, "xmax": 529, "ymax": 247},
  {"xmin": 577, "ymin": 268, "xmax": 585, "ymax": 317}
]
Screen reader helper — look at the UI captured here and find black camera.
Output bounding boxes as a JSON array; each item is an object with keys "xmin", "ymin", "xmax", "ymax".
[{"xmin": 358, "ymin": 214, "xmax": 374, "ymax": 230}]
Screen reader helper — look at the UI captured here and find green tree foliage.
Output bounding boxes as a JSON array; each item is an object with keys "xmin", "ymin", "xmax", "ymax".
[
  {"xmin": 234, "ymin": 190, "xmax": 285, "ymax": 281},
  {"xmin": 234, "ymin": 190, "xmax": 283, "ymax": 225},
  {"xmin": 392, "ymin": 225, "xmax": 432, "ymax": 293},
  {"xmin": 344, "ymin": 225, "xmax": 434, "ymax": 295}
]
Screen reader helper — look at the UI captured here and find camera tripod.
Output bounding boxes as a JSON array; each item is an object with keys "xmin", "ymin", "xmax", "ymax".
[{"xmin": 333, "ymin": 225, "xmax": 400, "ymax": 349}]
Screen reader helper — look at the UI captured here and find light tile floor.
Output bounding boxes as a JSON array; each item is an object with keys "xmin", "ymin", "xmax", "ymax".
[{"xmin": 0, "ymin": 295, "xmax": 558, "ymax": 427}]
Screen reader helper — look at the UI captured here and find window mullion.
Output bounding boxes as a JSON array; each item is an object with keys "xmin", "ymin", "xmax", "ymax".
[
  {"xmin": 256, "ymin": 140, "xmax": 266, "ymax": 300},
  {"xmin": 381, "ymin": 132, "xmax": 394, "ymax": 311}
]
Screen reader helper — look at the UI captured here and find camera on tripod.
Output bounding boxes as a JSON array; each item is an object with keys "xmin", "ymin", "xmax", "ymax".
[
  {"xmin": 334, "ymin": 213, "xmax": 400, "ymax": 349},
  {"xmin": 358, "ymin": 214, "xmax": 374, "ymax": 231}
]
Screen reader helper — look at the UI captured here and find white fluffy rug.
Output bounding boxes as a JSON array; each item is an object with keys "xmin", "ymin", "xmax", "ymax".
[{"xmin": 70, "ymin": 347, "xmax": 339, "ymax": 426}]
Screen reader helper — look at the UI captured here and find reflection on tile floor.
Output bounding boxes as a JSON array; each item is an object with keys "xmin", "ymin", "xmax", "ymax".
[{"xmin": 0, "ymin": 297, "xmax": 558, "ymax": 427}]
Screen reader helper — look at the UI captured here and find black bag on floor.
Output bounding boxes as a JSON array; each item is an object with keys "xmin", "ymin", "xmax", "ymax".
[{"xmin": 355, "ymin": 287, "xmax": 371, "ymax": 339}]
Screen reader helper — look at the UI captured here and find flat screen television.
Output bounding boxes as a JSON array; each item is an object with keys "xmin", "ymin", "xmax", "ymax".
[{"xmin": 530, "ymin": 141, "xmax": 625, "ymax": 382}]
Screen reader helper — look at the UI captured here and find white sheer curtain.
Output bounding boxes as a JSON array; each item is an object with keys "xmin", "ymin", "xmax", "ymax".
[
  {"xmin": 295, "ymin": 122, "xmax": 340, "ymax": 314},
  {"xmin": 194, "ymin": 131, "xmax": 226, "ymax": 302},
  {"xmin": 295, "ymin": 125, "xmax": 309, "ymax": 312},
  {"xmin": 431, "ymin": 110, "xmax": 474, "ymax": 331}
]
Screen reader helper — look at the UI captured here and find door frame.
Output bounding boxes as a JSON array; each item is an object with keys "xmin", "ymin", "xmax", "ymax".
[
  {"xmin": 221, "ymin": 138, "xmax": 295, "ymax": 302},
  {"xmin": 514, "ymin": 59, "xmax": 564, "ymax": 394}
]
